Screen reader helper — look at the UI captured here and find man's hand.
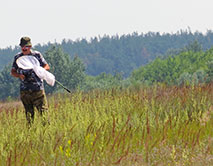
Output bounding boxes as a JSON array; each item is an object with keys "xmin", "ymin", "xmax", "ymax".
[
  {"xmin": 43, "ymin": 64, "xmax": 50, "ymax": 71},
  {"xmin": 19, "ymin": 74, "xmax": 25, "ymax": 80},
  {"xmin": 11, "ymin": 68, "xmax": 25, "ymax": 80}
]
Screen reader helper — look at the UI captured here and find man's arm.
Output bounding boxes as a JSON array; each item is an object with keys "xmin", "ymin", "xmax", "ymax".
[{"xmin": 11, "ymin": 68, "xmax": 25, "ymax": 80}]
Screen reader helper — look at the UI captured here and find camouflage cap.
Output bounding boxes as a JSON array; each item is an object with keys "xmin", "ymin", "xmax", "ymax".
[{"xmin": 19, "ymin": 37, "xmax": 32, "ymax": 47}]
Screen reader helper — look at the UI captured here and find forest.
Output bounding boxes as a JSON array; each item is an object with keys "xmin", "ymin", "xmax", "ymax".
[
  {"xmin": 1, "ymin": 29, "xmax": 213, "ymax": 76},
  {"xmin": 0, "ymin": 30, "xmax": 213, "ymax": 100}
]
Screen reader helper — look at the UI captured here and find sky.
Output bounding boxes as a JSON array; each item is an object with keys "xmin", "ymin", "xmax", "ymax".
[{"xmin": 1, "ymin": 0, "xmax": 213, "ymax": 49}]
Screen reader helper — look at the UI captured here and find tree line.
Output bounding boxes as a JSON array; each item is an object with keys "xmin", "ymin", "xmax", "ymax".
[
  {"xmin": 0, "ymin": 42, "xmax": 212, "ymax": 100},
  {"xmin": 0, "ymin": 46, "xmax": 124, "ymax": 100},
  {"xmin": 2, "ymin": 29, "xmax": 213, "ymax": 77},
  {"xmin": 130, "ymin": 41, "xmax": 213, "ymax": 86},
  {"xmin": 0, "ymin": 30, "xmax": 213, "ymax": 100}
]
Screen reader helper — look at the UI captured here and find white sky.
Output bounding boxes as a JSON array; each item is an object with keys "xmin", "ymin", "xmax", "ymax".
[{"xmin": 1, "ymin": 0, "xmax": 213, "ymax": 49}]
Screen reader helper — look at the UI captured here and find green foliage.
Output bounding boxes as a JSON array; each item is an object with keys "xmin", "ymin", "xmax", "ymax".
[
  {"xmin": 2, "ymin": 30, "xmax": 213, "ymax": 76},
  {"xmin": 183, "ymin": 40, "xmax": 203, "ymax": 52},
  {"xmin": 131, "ymin": 44, "xmax": 213, "ymax": 85},
  {"xmin": 0, "ymin": 65, "xmax": 19, "ymax": 99},
  {"xmin": 177, "ymin": 72, "xmax": 193, "ymax": 86},
  {"xmin": 81, "ymin": 72, "xmax": 130, "ymax": 91},
  {"xmin": 44, "ymin": 46, "xmax": 86, "ymax": 93},
  {"xmin": 206, "ymin": 60, "xmax": 213, "ymax": 82},
  {"xmin": 0, "ymin": 47, "xmax": 19, "ymax": 70},
  {"xmin": 65, "ymin": 56, "xmax": 86, "ymax": 90},
  {"xmin": 0, "ymin": 46, "xmax": 86, "ymax": 100},
  {"xmin": 1, "ymin": 33, "xmax": 213, "ymax": 99}
]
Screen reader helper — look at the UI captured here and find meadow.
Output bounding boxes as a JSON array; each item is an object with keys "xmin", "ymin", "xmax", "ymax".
[{"xmin": 0, "ymin": 84, "xmax": 212, "ymax": 166}]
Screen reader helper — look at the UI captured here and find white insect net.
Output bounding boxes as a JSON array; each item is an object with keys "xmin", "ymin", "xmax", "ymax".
[{"xmin": 16, "ymin": 55, "xmax": 55, "ymax": 86}]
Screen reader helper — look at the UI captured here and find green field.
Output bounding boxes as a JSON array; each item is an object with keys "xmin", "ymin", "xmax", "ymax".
[{"xmin": 0, "ymin": 84, "xmax": 212, "ymax": 166}]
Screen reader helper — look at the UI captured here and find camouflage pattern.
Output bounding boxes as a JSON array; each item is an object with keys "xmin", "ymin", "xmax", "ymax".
[
  {"xmin": 12, "ymin": 50, "xmax": 47, "ymax": 91},
  {"xmin": 19, "ymin": 37, "xmax": 32, "ymax": 47},
  {"xmin": 20, "ymin": 90, "xmax": 48, "ymax": 124}
]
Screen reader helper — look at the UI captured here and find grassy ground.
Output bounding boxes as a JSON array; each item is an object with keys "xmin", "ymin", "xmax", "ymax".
[{"xmin": 0, "ymin": 84, "xmax": 212, "ymax": 166}]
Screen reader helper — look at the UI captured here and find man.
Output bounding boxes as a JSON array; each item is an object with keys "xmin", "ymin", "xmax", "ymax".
[{"xmin": 11, "ymin": 37, "xmax": 50, "ymax": 125}]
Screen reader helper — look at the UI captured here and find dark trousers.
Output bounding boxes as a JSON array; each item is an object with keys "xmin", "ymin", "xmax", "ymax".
[{"xmin": 20, "ymin": 90, "xmax": 48, "ymax": 124}]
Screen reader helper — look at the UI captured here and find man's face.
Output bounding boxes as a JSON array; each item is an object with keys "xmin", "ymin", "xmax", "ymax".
[{"xmin": 21, "ymin": 46, "xmax": 31, "ymax": 55}]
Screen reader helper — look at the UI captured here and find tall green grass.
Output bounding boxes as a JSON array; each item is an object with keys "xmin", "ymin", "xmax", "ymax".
[{"xmin": 0, "ymin": 84, "xmax": 212, "ymax": 165}]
